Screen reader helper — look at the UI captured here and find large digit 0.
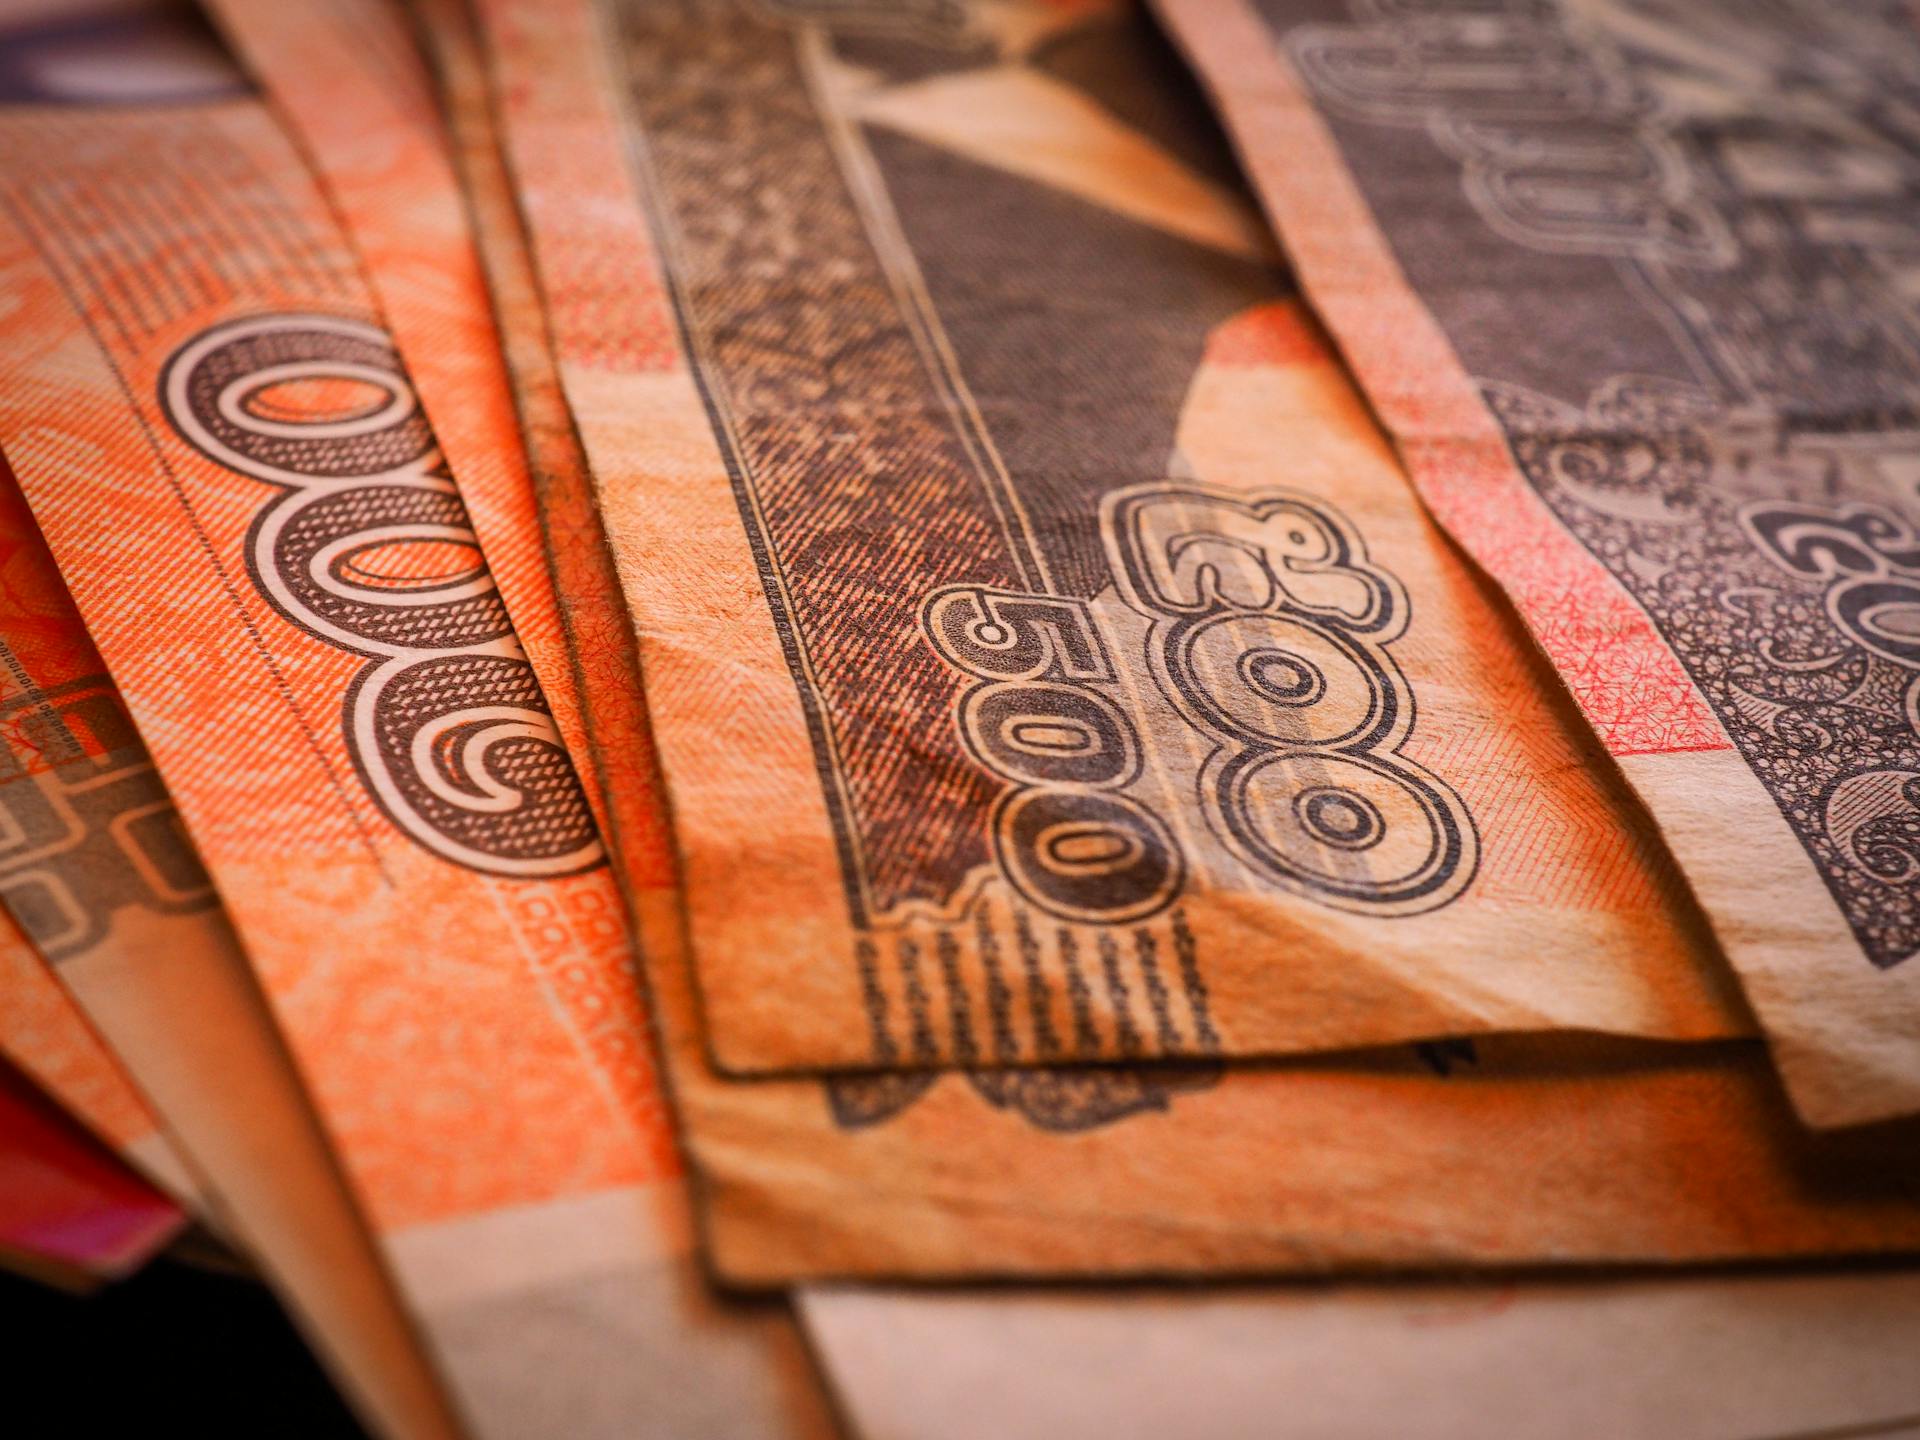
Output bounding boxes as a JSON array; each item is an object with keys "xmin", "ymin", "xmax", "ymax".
[
  {"xmin": 960, "ymin": 682, "xmax": 1139, "ymax": 789},
  {"xmin": 994, "ymin": 787, "xmax": 1181, "ymax": 924}
]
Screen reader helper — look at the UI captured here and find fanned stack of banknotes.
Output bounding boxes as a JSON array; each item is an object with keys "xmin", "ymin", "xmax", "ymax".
[{"xmin": 4, "ymin": 0, "xmax": 1920, "ymax": 1434}]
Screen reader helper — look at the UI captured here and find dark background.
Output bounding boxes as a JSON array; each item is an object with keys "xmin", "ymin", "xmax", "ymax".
[{"xmin": 6, "ymin": 1253, "xmax": 371, "ymax": 1436}]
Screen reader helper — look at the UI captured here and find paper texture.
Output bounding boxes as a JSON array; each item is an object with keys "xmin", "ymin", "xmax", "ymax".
[
  {"xmin": 0, "ymin": 862, "xmax": 191, "ymax": 1204},
  {"xmin": 0, "ymin": 28, "xmax": 821, "ymax": 1436},
  {"xmin": 0, "ymin": 442, "xmax": 460, "ymax": 1439},
  {"xmin": 477, "ymin": 0, "xmax": 1919, "ymax": 1287},
  {"xmin": 203, "ymin": 1, "xmax": 845, "ymax": 1432},
  {"xmin": 477, "ymin": 0, "xmax": 1750, "ymax": 1081},
  {"xmin": 803, "ymin": 1272, "xmax": 1920, "ymax": 1440},
  {"xmin": 1153, "ymin": 0, "xmax": 1920, "ymax": 1128}
]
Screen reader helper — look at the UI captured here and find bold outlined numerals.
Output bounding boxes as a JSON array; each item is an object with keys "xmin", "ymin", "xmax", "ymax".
[
  {"xmin": 160, "ymin": 314, "xmax": 602, "ymax": 879},
  {"xmin": 959, "ymin": 683, "xmax": 1139, "ymax": 790},
  {"xmin": 923, "ymin": 588, "xmax": 1115, "ymax": 684},
  {"xmin": 924, "ymin": 478, "xmax": 1479, "ymax": 924},
  {"xmin": 925, "ymin": 585, "xmax": 1184, "ymax": 924},
  {"xmin": 1743, "ymin": 502, "xmax": 1920, "ymax": 672},
  {"xmin": 992, "ymin": 787, "xmax": 1180, "ymax": 924},
  {"xmin": 1102, "ymin": 481, "xmax": 1477, "ymax": 917}
]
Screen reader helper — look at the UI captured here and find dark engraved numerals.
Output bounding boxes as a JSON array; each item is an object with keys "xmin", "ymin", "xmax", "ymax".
[
  {"xmin": 962, "ymin": 682, "xmax": 1137, "ymax": 787},
  {"xmin": 994, "ymin": 789, "xmax": 1179, "ymax": 923},
  {"xmin": 924, "ymin": 590, "xmax": 1114, "ymax": 683},
  {"xmin": 924, "ymin": 587, "xmax": 1183, "ymax": 923},
  {"xmin": 1102, "ymin": 482, "xmax": 1477, "ymax": 916},
  {"xmin": 159, "ymin": 314, "xmax": 601, "ymax": 878}
]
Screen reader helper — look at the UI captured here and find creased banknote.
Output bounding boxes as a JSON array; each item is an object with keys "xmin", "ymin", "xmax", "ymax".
[
  {"xmin": 802, "ymin": 1271, "xmax": 1920, "ymax": 1440},
  {"xmin": 476, "ymin": 0, "xmax": 1752, "ymax": 1082},
  {"xmin": 1152, "ymin": 0, "xmax": 1920, "ymax": 1129},
  {"xmin": 0, "ymin": 886, "xmax": 193, "ymax": 1204},
  {"xmin": 184, "ymin": 0, "xmax": 840, "ymax": 1434},
  {"xmin": 0, "ymin": 435, "xmax": 459, "ymax": 1439},
  {"xmin": 405, "ymin": 0, "xmax": 665, "ymax": 863},
  {"xmin": 0, "ymin": 8, "xmax": 830, "ymax": 1436},
  {"xmin": 202, "ymin": 0, "xmax": 607, "ymax": 841},
  {"xmin": 479, "ymin": 0, "xmax": 1919, "ymax": 1285}
]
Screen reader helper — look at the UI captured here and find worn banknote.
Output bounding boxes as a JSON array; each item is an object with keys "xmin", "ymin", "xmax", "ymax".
[
  {"xmin": 210, "ymin": 1, "xmax": 845, "ymax": 1434},
  {"xmin": 481, "ymin": 0, "xmax": 1920, "ymax": 1286},
  {"xmin": 0, "ymin": 439, "xmax": 457, "ymax": 1440},
  {"xmin": 0, "ymin": 6, "xmax": 830, "ymax": 1436},
  {"xmin": 802, "ymin": 1271, "xmax": 1920, "ymax": 1440},
  {"xmin": 404, "ymin": 0, "xmax": 675, "ymax": 877},
  {"xmin": 1155, "ymin": 0, "xmax": 1920, "ymax": 1128},
  {"xmin": 0, "ymin": 877, "xmax": 192, "ymax": 1206},
  {"xmin": 0, "ymin": 470, "xmax": 198, "ymax": 1201},
  {"xmin": 480, "ymin": 0, "xmax": 1750, "ymax": 1081}
]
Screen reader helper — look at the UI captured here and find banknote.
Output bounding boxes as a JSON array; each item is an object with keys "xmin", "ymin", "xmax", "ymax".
[
  {"xmin": 227, "ymin": 0, "xmax": 845, "ymax": 1431},
  {"xmin": 0, "ymin": 845, "xmax": 195, "ymax": 1205},
  {"xmin": 108, "ymin": 1, "xmax": 831, "ymax": 1434},
  {"xmin": 802, "ymin": 1271, "xmax": 1920, "ymax": 1440},
  {"xmin": 1151, "ymin": 0, "xmax": 1920, "ymax": 1129},
  {"xmin": 0, "ymin": 1054, "xmax": 185, "ymax": 1292},
  {"xmin": 399, "ymin": 0, "xmax": 675, "ymax": 883},
  {"xmin": 0, "ymin": 432, "xmax": 460, "ymax": 1435},
  {"xmin": 0, "ymin": 11, "xmax": 834, "ymax": 1439},
  {"xmin": 477, "ymin": 0, "xmax": 1920, "ymax": 1285},
  {"xmin": 475, "ymin": 0, "xmax": 1752, "ymax": 1080},
  {"xmin": 202, "ymin": 0, "xmax": 606, "ymax": 839},
  {"xmin": 679, "ymin": 998, "xmax": 1920, "ymax": 1281}
]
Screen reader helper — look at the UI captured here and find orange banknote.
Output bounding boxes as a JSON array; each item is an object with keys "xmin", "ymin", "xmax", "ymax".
[
  {"xmin": 0, "ymin": 888, "xmax": 192, "ymax": 1206},
  {"xmin": 0, "ymin": 423, "xmax": 457, "ymax": 1438},
  {"xmin": 0, "ymin": 533, "xmax": 197, "ymax": 1199},
  {"xmin": 476, "ymin": 0, "xmax": 1749, "ymax": 1082},
  {"xmin": 401, "ymin": 0, "xmax": 679, "ymax": 893},
  {"xmin": 211, "ymin": 0, "xmax": 846, "ymax": 1429},
  {"xmin": 203, "ymin": 0, "xmax": 604, "ymax": 841},
  {"xmin": 1153, "ymin": 0, "xmax": 1920, "ymax": 1128},
  {"xmin": 16, "ymin": 0, "xmax": 826, "ymax": 1434},
  {"xmin": 477, "ymin": 0, "xmax": 1920, "ymax": 1286},
  {"xmin": 0, "ymin": 11, "xmax": 832, "ymax": 1438}
]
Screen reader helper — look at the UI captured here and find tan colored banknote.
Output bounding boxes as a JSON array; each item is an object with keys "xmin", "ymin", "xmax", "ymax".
[
  {"xmin": 616, "ymin": 796, "xmax": 1920, "ymax": 1286},
  {"xmin": 0, "ymin": 884, "xmax": 194, "ymax": 1203},
  {"xmin": 0, "ymin": 15, "xmax": 826, "ymax": 1440},
  {"xmin": 663, "ymin": 919, "xmax": 1920, "ymax": 1282},
  {"xmin": 475, "ymin": 0, "xmax": 1752, "ymax": 1081},
  {"xmin": 476, "ymin": 0, "xmax": 1920, "ymax": 1287},
  {"xmin": 0, "ymin": 438, "xmax": 460, "ymax": 1437},
  {"xmin": 1151, "ymin": 0, "xmax": 1920, "ymax": 1129},
  {"xmin": 802, "ymin": 1271, "xmax": 1920, "ymax": 1440}
]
